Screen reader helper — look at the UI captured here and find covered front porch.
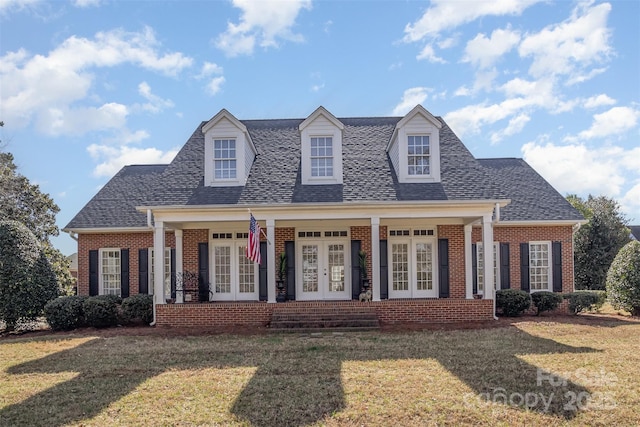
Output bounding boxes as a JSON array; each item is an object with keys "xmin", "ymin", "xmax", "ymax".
[{"xmin": 143, "ymin": 200, "xmax": 509, "ymax": 310}]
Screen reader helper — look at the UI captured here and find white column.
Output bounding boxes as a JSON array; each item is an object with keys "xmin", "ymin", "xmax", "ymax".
[
  {"xmin": 266, "ymin": 219, "xmax": 276, "ymax": 303},
  {"xmin": 371, "ymin": 217, "xmax": 381, "ymax": 302},
  {"xmin": 153, "ymin": 221, "xmax": 165, "ymax": 305},
  {"xmin": 464, "ymin": 223, "xmax": 473, "ymax": 299},
  {"xmin": 175, "ymin": 229, "xmax": 184, "ymax": 303},
  {"xmin": 482, "ymin": 215, "xmax": 494, "ymax": 301}
]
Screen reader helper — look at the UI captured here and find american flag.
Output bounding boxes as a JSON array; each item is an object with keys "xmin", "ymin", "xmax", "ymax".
[{"xmin": 246, "ymin": 213, "xmax": 261, "ymax": 264}]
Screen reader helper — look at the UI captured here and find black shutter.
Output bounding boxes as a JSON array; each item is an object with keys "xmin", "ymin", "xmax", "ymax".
[
  {"xmin": 438, "ymin": 238, "xmax": 449, "ymax": 298},
  {"xmin": 285, "ymin": 241, "xmax": 296, "ymax": 301},
  {"xmin": 379, "ymin": 240, "xmax": 388, "ymax": 300},
  {"xmin": 500, "ymin": 243, "xmax": 511, "ymax": 289},
  {"xmin": 139, "ymin": 249, "xmax": 149, "ymax": 294},
  {"xmin": 520, "ymin": 243, "xmax": 530, "ymax": 292},
  {"xmin": 258, "ymin": 242, "xmax": 268, "ymax": 301},
  {"xmin": 552, "ymin": 241, "xmax": 563, "ymax": 292},
  {"xmin": 472, "ymin": 243, "xmax": 478, "ymax": 294},
  {"xmin": 120, "ymin": 249, "xmax": 130, "ymax": 298},
  {"xmin": 170, "ymin": 248, "xmax": 176, "ymax": 299},
  {"xmin": 198, "ymin": 242, "xmax": 209, "ymax": 302},
  {"xmin": 351, "ymin": 240, "xmax": 362, "ymax": 300},
  {"xmin": 89, "ymin": 250, "xmax": 99, "ymax": 296}
]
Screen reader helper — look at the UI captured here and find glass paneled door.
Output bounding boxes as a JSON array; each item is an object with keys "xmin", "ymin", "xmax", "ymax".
[
  {"xmin": 298, "ymin": 241, "xmax": 350, "ymax": 300},
  {"xmin": 388, "ymin": 239, "xmax": 438, "ymax": 298}
]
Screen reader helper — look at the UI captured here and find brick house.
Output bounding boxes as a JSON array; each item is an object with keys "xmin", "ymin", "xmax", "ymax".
[{"xmin": 63, "ymin": 105, "xmax": 584, "ymax": 327}]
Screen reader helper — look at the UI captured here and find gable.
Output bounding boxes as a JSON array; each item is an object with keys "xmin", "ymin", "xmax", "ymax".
[{"xmin": 299, "ymin": 106, "xmax": 344, "ymax": 185}]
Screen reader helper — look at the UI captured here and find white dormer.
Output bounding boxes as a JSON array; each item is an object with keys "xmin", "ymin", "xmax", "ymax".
[
  {"xmin": 299, "ymin": 106, "xmax": 344, "ymax": 185},
  {"xmin": 202, "ymin": 109, "xmax": 257, "ymax": 187},
  {"xmin": 387, "ymin": 105, "xmax": 442, "ymax": 183}
]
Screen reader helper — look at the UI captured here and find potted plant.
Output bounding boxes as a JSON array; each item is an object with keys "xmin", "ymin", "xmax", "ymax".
[
  {"xmin": 276, "ymin": 252, "xmax": 287, "ymax": 302},
  {"xmin": 358, "ymin": 250, "xmax": 370, "ymax": 291}
]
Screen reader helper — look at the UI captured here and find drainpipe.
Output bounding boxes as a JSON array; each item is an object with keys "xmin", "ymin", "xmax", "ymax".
[
  {"xmin": 146, "ymin": 209, "xmax": 157, "ymax": 326},
  {"xmin": 492, "ymin": 204, "xmax": 500, "ymax": 319}
]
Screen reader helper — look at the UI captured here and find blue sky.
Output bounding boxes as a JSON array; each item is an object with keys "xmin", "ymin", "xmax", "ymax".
[{"xmin": 1, "ymin": 0, "xmax": 639, "ymax": 256}]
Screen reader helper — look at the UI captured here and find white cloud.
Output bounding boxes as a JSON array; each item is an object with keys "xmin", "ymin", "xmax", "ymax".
[
  {"xmin": 87, "ymin": 143, "xmax": 179, "ymax": 178},
  {"xmin": 72, "ymin": 0, "xmax": 101, "ymax": 8},
  {"xmin": 199, "ymin": 62, "xmax": 223, "ymax": 77},
  {"xmin": 0, "ymin": 0, "xmax": 40, "ymax": 14},
  {"xmin": 572, "ymin": 106, "xmax": 640, "ymax": 140},
  {"xmin": 583, "ymin": 94, "xmax": 616, "ymax": 109},
  {"xmin": 206, "ymin": 76, "xmax": 226, "ymax": 96},
  {"xmin": 463, "ymin": 27, "xmax": 521, "ymax": 69},
  {"xmin": 215, "ymin": 0, "xmax": 312, "ymax": 57},
  {"xmin": 392, "ymin": 87, "xmax": 430, "ymax": 115},
  {"xmin": 521, "ymin": 139, "xmax": 628, "ymax": 196},
  {"xmin": 0, "ymin": 27, "xmax": 192, "ymax": 135},
  {"xmin": 490, "ymin": 113, "xmax": 530, "ymax": 144},
  {"xmin": 310, "ymin": 83, "xmax": 324, "ymax": 92},
  {"xmin": 197, "ymin": 62, "xmax": 225, "ymax": 95},
  {"xmin": 136, "ymin": 82, "xmax": 174, "ymax": 113},
  {"xmin": 403, "ymin": 0, "xmax": 541, "ymax": 42},
  {"xmin": 416, "ymin": 44, "xmax": 446, "ymax": 63},
  {"xmin": 519, "ymin": 2, "xmax": 612, "ymax": 81}
]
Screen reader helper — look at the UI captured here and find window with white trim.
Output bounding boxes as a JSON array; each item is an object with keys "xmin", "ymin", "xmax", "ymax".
[
  {"xmin": 477, "ymin": 242, "xmax": 499, "ymax": 293},
  {"xmin": 210, "ymin": 233, "xmax": 258, "ymax": 300},
  {"xmin": 407, "ymin": 135, "xmax": 430, "ymax": 176},
  {"xmin": 310, "ymin": 137, "xmax": 333, "ymax": 177},
  {"xmin": 529, "ymin": 241, "xmax": 552, "ymax": 291},
  {"xmin": 149, "ymin": 248, "xmax": 171, "ymax": 296},
  {"xmin": 99, "ymin": 249, "xmax": 121, "ymax": 296},
  {"xmin": 214, "ymin": 139, "xmax": 237, "ymax": 180}
]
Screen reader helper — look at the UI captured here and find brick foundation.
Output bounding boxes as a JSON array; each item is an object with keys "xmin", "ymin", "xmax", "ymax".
[{"xmin": 155, "ymin": 299, "xmax": 494, "ymax": 328}]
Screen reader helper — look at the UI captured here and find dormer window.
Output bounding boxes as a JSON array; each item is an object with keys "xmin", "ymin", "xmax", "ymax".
[
  {"xmin": 387, "ymin": 105, "xmax": 442, "ymax": 184},
  {"xmin": 214, "ymin": 139, "xmax": 237, "ymax": 180},
  {"xmin": 299, "ymin": 107, "xmax": 344, "ymax": 185},
  {"xmin": 311, "ymin": 137, "xmax": 333, "ymax": 177},
  {"xmin": 203, "ymin": 109, "xmax": 256, "ymax": 187},
  {"xmin": 407, "ymin": 135, "xmax": 430, "ymax": 176}
]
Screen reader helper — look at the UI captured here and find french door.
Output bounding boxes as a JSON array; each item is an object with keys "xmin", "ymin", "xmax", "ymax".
[
  {"xmin": 210, "ymin": 242, "xmax": 258, "ymax": 301},
  {"xmin": 297, "ymin": 241, "xmax": 350, "ymax": 300},
  {"xmin": 388, "ymin": 239, "xmax": 438, "ymax": 298}
]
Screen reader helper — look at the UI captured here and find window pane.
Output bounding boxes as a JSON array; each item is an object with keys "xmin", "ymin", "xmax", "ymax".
[
  {"xmin": 101, "ymin": 250, "xmax": 121, "ymax": 296},
  {"xmin": 407, "ymin": 135, "xmax": 430, "ymax": 176},
  {"xmin": 392, "ymin": 243, "xmax": 409, "ymax": 291},
  {"xmin": 214, "ymin": 246, "xmax": 231, "ymax": 293},
  {"xmin": 310, "ymin": 137, "xmax": 333, "ymax": 177},
  {"xmin": 302, "ymin": 245, "xmax": 318, "ymax": 292},
  {"xmin": 238, "ymin": 246, "xmax": 255, "ymax": 293},
  {"xmin": 214, "ymin": 139, "xmax": 237, "ymax": 179},
  {"xmin": 416, "ymin": 242, "xmax": 433, "ymax": 290}
]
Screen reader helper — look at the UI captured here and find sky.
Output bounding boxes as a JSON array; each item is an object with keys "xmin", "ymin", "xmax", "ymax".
[{"xmin": 1, "ymin": 0, "xmax": 639, "ymax": 257}]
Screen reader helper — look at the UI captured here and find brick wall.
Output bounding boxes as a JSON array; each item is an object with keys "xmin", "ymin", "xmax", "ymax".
[
  {"xmin": 77, "ymin": 231, "xmax": 176, "ymax": 296},
  {"xmin": 155, "ymin": 299, "xmax": 494, "ymax": 327},
  {"xmin": 472, "ymin": 225, "xmax": 575, "ymax": 293}
]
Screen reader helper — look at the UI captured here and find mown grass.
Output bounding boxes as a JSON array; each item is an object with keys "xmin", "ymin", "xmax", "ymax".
[{"xmin": 1, "ymin": 315, "xmax": 639, "ymax": 426}]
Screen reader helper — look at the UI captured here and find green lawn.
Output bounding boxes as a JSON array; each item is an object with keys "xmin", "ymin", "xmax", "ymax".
[{"xmin": 1, "ymin": 314, "xmax": 639, "ymax": 426}]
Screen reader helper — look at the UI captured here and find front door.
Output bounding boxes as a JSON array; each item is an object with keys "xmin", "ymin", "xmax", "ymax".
[{"xmin": 298, "ymin": 241, "xmax": 350, "ymax": 300}]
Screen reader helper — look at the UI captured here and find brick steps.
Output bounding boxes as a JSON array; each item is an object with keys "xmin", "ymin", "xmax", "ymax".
[{"xmin": 269, "ymin": 306, "xmax": 380, "ymax": 331}]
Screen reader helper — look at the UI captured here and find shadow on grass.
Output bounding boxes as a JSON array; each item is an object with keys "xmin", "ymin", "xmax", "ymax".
[{"xmin": 1, "ymin": 326, "xmax": 601, "ymax": 426}]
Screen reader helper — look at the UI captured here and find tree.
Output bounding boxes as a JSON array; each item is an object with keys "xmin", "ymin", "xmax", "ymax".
[
  {"xmin": 0, "ymin": 151, "xmax": 74, "ymax": 294},
  {"xmin": 568, "ymin": 195, "xmax": 631, "ymax": 290},
  {"xmin": 606, "ymin": 240, "xmax": 640, "ymax": 316},
  {"xmin": 0, "ymin": 220, "xmax": 60, "ymax": 331}
]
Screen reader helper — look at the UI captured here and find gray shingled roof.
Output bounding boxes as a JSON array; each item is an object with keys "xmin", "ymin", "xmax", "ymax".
[
  {"xmin": 630, "ymin": 225, "xmax": 640, "ymax": 240},
  {"xmin": 477, "ymin": 158, "xmax": 584, "ymax": 221},
  {"xmin": 65, "ymin": 115, "xmax": 583, "ymax": 229},
  {"xmin": 65, "ymin": 164, "xmax": 166, "ymax": 229}
]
